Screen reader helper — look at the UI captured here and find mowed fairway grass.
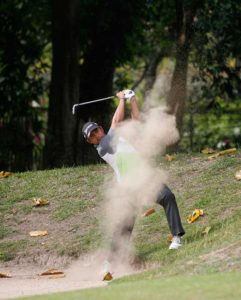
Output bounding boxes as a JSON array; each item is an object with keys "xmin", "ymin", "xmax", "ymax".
[{"xmin": 17, "ymin": 272, "xmax": 241, "ymax": 300}]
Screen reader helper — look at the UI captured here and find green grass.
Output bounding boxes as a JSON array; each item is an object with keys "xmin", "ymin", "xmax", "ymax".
[
  {"xmin": 57, "ymin": 228, "xmax": 102, "ymax": 258},
  {"xmin": 17, "ymin": 272, "xmax": 241, "ymax": 300},
  {"xmin": 0, "ymin": 240, "xmax": 29, "ymax": 261},
  {"xmin": 0, "ymin": 164, "xmax": 107, "ymax": 259},
  {"xmin": 0, "ymin": 151, "xmax": 241, "ymax": 298}
]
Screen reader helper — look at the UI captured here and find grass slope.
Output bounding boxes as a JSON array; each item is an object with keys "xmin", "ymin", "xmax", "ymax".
[
  {"xmin": 0, "ymin": 151, "xmax": 241, "ymax": 299},
  {"xmin": 0, "ymin": 164, "xmax": 109, "ymax": 263}
]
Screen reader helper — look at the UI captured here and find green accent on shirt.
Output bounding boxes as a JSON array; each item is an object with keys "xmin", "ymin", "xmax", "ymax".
[{"xmin": 116, "ymin": 152, "xmax": 141, "ymax": 177}]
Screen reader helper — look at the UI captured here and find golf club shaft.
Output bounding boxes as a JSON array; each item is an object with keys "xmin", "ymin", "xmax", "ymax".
[{"xmin": 72, "ymin": 96, "xmax": 114, "ymax": 114}]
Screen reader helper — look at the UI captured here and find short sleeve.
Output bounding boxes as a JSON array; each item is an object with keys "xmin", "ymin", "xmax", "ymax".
[{"xmin": 96, "ymin": 129, "xmax": 116, "ymax": 157}]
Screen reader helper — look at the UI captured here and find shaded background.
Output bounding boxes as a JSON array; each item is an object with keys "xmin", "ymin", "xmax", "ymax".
[{"xmin": 0, "ymin": 0, "xmax": 240, "ymax": 171}]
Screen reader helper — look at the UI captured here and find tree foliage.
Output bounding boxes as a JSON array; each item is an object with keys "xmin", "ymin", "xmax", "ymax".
[
  {"xmin": 1, "ymin": 0, "xmax": 240, "ymax": 170},
  {"xmin": 178, "ymin": 0, "xmax": 241, "ymax": 151},
  {"xmin": 192, "ymin": 0, "xmax": 241, "ymax": 101},
  {"xmin": 0, "ymin": 0, "xmax": 50, "ymax": 118},
  {"xmin": 0, "ymin": 0, "xmax": 50, "ymax": 170}
]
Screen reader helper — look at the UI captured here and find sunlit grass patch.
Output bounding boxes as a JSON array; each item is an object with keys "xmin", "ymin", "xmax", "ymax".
[{"xmin": 0, "ymin": 240, "xmax": 29, "ymax": 262}]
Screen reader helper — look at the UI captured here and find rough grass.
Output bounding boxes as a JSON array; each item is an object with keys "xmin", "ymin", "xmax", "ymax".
[
  {"xmin": 131, "ymin": 151, "xmax": 241, "ymax": 277},
  {"xmin": 0, "ymin": 151, "xmax": 240, "ymax": 276},
  {"xmin": 0, "ymin": 164, "xmax": 108, "ymax": 263}
]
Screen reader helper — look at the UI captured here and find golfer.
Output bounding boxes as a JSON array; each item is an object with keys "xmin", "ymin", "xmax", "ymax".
[{"xmin": 82, "ymin": 90, "xmax": 185, "ymax": 276}]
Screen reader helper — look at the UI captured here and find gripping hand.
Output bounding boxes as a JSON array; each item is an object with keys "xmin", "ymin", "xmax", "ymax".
[{"xmin": 123, "ymin": 89, "xmax": 135, "ymax": 100}]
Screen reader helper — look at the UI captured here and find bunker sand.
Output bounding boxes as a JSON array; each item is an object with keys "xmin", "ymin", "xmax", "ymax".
[{"xmin": 0, "ymin": 250, "xmax": 137, "ymax": 299}]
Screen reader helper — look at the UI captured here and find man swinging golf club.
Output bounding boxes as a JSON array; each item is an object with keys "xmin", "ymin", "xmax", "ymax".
[{"xmin": 82, "ymin": 90, "xmax": 185, "ymax": 280}]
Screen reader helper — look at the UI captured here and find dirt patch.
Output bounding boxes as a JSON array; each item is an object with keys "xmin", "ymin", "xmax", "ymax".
[
  {"xmin": 1, "ymin": 196, "xmax": 101, "ymax": 265},
  {"xmin": 1, "ymin": 252, "xmax": 70, "ymax": 270},
  {"xmin": 219, "ymin": 205, "xmax": 241, "ymax": 220},
  {"xmin": 0, "ymin": 249, "xmax": 140, "ymax": 299},
  {"xmin": 199, "ymin": 240, "xmax": 241, "ymax": 263}
]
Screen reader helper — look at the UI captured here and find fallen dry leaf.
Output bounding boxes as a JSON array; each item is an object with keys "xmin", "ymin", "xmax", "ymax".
[
  {"xmin": 0, "ymin": 272, "xmax": 11, "ymax": 278},
  {"xmin": 235, "ymin": 170, "xmax": 241, "ymax": 181},
  {"xmin": 29, "ymin": 230, "xmax": 48, "ymax": 237},
  {"xmin": 187, "ymin": 209, "xmax": 204, "ymax": 224},
  {"xmin": 0, "ymin": 171, "xmax": 14, "ymax": 178},
  {"xmin": 102, "ymin": 272, "xmax": 113, "ymax": 281},
  {"xmin": 142, "ymin": 208, "xmax": 156, "ymax": 217},
  {"xmin": 208, "ymin": 148, "xmax": 237, "ymax": 160},
  {"xmin": 39, "ymin": 269, "xmax": 64, "ymax": 276},
  {"xmin": 165, "ymin": 154, "xmax": 176, "ymax": 161},
  {"xmin": 201, "ymin": 148, "xmax": 216, "ymax": 154},
  {"xmin": 32, "ymin": 198, "xmax": 49, "ymax": 207}
]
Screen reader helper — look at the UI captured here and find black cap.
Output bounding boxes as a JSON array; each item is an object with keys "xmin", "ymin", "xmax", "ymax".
[{"xmin": 82, "ymin": 121, "xmax": 100, "ymax": 139}]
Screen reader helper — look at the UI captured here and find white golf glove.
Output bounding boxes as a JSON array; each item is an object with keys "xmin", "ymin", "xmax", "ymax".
[{"xmin": 123, "ymin": 89, "xmax": 135, "ymax": 100}]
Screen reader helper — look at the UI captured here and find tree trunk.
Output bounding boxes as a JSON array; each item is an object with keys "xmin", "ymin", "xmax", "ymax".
[
  {"xmin": 167, "ymin": 0, "xmax": 197, "ymax": 133},
  {"xmin": 142, "ymin": 49, "xmax": 165, "ymax": 110},
  {"xmin": 144, "ymin": 50, "xmax": 164, "ymax": 99},
  {"xmin": 74, "ymin": 3, "xmax": 137, "ymax": 165},
  {"xmin": 73, "ymin": 46, "xmax": 116, "ymax": 165},
  {"xmin": 44, "ymin": 0, "xmax": 80, "ymax": 168}
]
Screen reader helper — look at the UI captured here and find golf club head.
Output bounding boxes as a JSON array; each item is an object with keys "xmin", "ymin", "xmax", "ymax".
[{"xmin": 72, "ymin": 104, "xmax": 77, "ymax": 115}]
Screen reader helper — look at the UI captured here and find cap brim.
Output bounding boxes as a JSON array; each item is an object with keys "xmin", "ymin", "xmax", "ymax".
[{"xmin": 86, "ymin": 125, "xmax": 100, "ymax": 139}]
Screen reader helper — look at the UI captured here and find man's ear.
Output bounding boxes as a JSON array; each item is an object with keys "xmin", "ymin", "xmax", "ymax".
[{"xmin": 99, "ymin": 127, "xmax": 105, "ymax": 134}]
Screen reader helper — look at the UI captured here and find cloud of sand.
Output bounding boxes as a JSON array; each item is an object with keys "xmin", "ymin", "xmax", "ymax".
[
  {"xmin": 99, "ymin": 105, "xmax": 179, "ymax": 268},
  {"xmin": 117, "ymin": 106, "xmax": 180, "ymax": 159}
]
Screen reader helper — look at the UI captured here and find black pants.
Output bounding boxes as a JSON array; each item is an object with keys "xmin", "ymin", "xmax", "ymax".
[{"xmin": 108, "ymin": 185, "xmax": 185, "ymax": 262}]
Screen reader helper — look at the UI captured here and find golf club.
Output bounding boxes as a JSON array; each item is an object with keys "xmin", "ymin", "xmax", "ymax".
[
  {"xmin": 72, "ymin": 96, "xmax": 114, "ymax": 115},
  {"xmin": 72, "ymin": 90, "xmax": 135, "ymax": 114}
]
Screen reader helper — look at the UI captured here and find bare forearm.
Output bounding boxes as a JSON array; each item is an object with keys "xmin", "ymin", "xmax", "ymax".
[{"xmin": 111, "ymin": 92, "xmax": 125, "ymax": 128}]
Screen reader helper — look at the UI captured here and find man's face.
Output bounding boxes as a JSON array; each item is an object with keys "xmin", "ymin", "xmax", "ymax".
[{"xmin": 87, "ymin": 127, "xmax": 105, "ymax": 145}]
